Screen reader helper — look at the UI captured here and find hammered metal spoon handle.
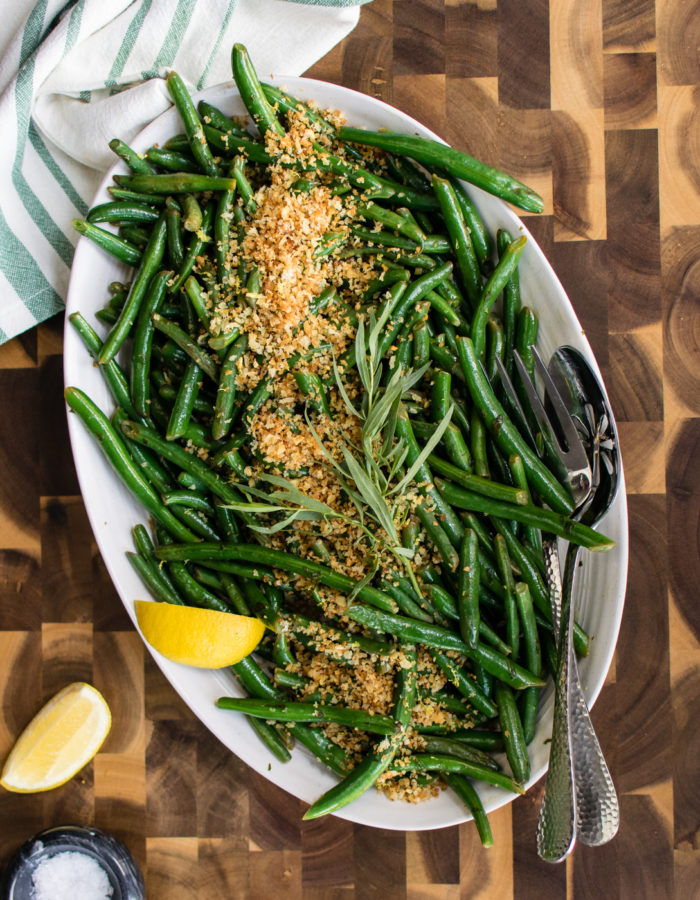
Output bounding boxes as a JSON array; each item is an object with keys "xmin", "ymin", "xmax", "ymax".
[
  {"xmin": 563, "ymin": 548, "xmax": 620, "ymax": 846},
  {"xmin": 536, "ymin": 541, "xmax": 577, "ymax": 862}
]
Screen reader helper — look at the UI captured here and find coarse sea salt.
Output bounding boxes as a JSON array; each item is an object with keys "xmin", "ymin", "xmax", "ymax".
[{"xmin": 31, "ymin": 850, "xmax": 113, "ymax": 900}]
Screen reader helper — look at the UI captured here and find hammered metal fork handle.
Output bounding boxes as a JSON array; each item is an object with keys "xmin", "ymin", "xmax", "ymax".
[
  {"xmin": 562, "ymin": 547, "xmax": 620, "ymax": 846},
  {"xmin": 536, "ymin": 541, "xmax": 577, "ymax": 862}
]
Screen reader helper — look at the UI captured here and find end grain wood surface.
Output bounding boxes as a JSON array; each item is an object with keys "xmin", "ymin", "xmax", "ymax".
[{"xmin": 1, "ymin": 1, "xmax": 699, "ymax": 897}]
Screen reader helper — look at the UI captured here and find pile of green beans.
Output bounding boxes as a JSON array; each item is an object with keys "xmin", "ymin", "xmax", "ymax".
[{"xmin": 66, "ymin": 43, "xmax": 613, "ymax": 844}]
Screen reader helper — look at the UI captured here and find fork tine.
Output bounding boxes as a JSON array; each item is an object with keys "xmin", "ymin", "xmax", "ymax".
[
  {"xmin": 530, "ymin": 347, "xmax": 589, "ymax": 471},
  {"xmin": 513, "ymin": 348, "xmax": 592, "ymax": 506},
  {"xmin": 493, "ymin": 356, "xmax": 540, "ymax": 453},
  {"xmin": 512, "ymin": 350, "xmax": 553, "ymax": 446}
]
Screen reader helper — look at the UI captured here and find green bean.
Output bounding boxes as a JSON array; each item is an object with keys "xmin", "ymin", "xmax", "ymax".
[
  {"xmin": 420, "ymin": 736, "xmax": 499, "ymax": 771},
  {"xmin": 494, "ymin": 681, "xmax": 529, "ymax": 783},
  {"xmin": 167, "ymin": 560, "xmax": 231, "ymax": 612},
  {"xmin": 378, "ymin": 263, "xmax": 453, "ymax": 358},
  {"xmin": 97, "ymin": 216, "xmax": 167, "ymax": 363},
  {"xmin": 490, "ymin": 536, "xmax": 517, "ymax": 661},
  {"xmin": 68, "ymin": 313, "xmax": 138, "ymax": 420},
  {"xmin": 217, "ymin": 698, "xmax": 396, "ymax": 735},
  {"xmin": 345, "ymin": 606, "xmax": 544, "ymax": 690},
  {"xmin": 132, "ymin": 523, "xmax": 181, "ymax": 599},
  {"xmin": 165, "ymin": 206, "xmax": 184, "ymax": 269},
  {"xmin": 515, "ymin": 582, "xmax": 542, "ymax": 744},
  {"xmin": 389, "ymin": 754, "xmax": 524, "ymax": 794},
  {"xmin": 378, "ymin": 580, "xmax": 432, "ymax": 623},
  {"xmin": 232, "ymin": 156, "xmax": 257, "ymax": 213},
  {"xmin": 508, "ymin": 454, "xmax": 542, "ymax": 557},
  {"xmin": 444, "ymin": 774, "xmax": 494, "ymax": 847},
  {"xmin": 119, "ymin": 224, "xmax": 150, "ymax": 249},
  {"xmin": 180, "ymin": 195, "xmax": 203, "ymax": 233},
  {"xmin": 163, "ymin": 492, "xmax": 214, "ymax": 514},
  {"xmin": 72, "ymin": 219, "xmax": 142, "ymax": 266},
  {"xmin": 427, "ymin": 455, "xmax": 525, "ymax": 505},
  {"xmin": 414, "ymin": 504, "xmax": 459, "ymax": 571},
  {"xmin": 184, "ymin": 275, "xmax": 211, "ymax": 331},
  {"xmin": 115, "ymin": 173, "xmax": 235, "ymax": 194},
  {"xmin": 291, "ymin": 613, "xmax": 394, "ymax": 659},
  {"xmin": 450, "ymin": 178, "xmax": 492, "ymax": 270},
  {"xmin": 497, "ymin": 230, "xmax": 521, "ymax": 372},
  {"xmin": 231, "ymin": 44, "xmax": 285, "ymax": 138},
  {"xmin": 431, "ymin": 649, "xmax": 496, "ymax": 717},
  {"xmin": 434, "ymin": 478, "xmax": 613, "ymax": 550},
  {"xmin": 205, "ymin": 127, "xmax": 273, "ymax": 164},
  {"xmin": 412, "ymin": 321, "xmax": 431, "ymax": 368},
  {"xmin": 471, "ymin": 236, "xmax": 526, "ymax": 360},
  {"xmin": 515, "ymin": 307, "xmax": 539, "ymax": 378},
  {"xmin": 109, "ymin": 138, "xmax": 153, "ymax": 175},
  {"xmin": 351, "ymin": 226, "xmax": 418, "ymax": 253},
  {"xmin": 127, "ymin": 552, "xmax": 184, "ymax": 606},
  {"xmin": 485, "ymin": 318, "xmax": 504, "ymax": 384},
  {"xmin": 166, "ymin": 71, "xmax": 219, "ymax": 176},
  {"xmin": 87, "ymin": 201, "xmax": 160, "ymax": 226},
  {"xmin": 212, "ymin": 335, "xmax": 248, "ymax": 441},
  {"xmin": 431, "ymin": 175, "xmax": 482, "ymax": 309},
  {"xmin": 470, "ymin": 409, "xmax": 490, "ymax": 479},
  {"xmin": 238, "ymin": 378, "xmax": 271, "ymax": 430},
  {"xmin": 339, "ymin": 127, "xmax": 544, "ymax": 213},
  {"xmin": 198, "ymin": 100, "xmax": 250, "ymax": 138},
  {"xmin": 152, "ymin": 314, "xmax": 219, "ymax": 381},
  {"xmin": 356, "ymin": 201, "xmax": 426, "ymax": 245},
  {"xmin": 170, "ymin": 202, "xmax": 215, "ymax": 293},
  {"xmin": 395, "ymin": 405, "xmax": 464, "ymax": 548},
  {"xmin": 246, "ymin": 717, "xmax": 293, "ymax": 763},
  {"xmin": 166, "ymin": 359, "xmax": 201, "ymax": 441},
  {"xmin": 130, "ymin": 270, "xmax": 171, "ymax": 417},
  {"xmin": 458, "ymin": 529, "xmax": 480, "ymax": 650},
  {"xmin": 109, "ymin": 187, "xmax": 166, "ymax": 205},
  {"xmin": 65, "ymin": 388, "xmax": 198, "ymax": 543},
  {"xmin": 429, "ymin": 339, "xmax": 465, "ymax": 384},
  {"xmin": 426, "ymin": 289, "xmax": 462, "ymax": 327},
  {"xmin": 145, "ymin": 147, "xmax": 198, "ymax": 173},
  {"xmin": 215, "ymin": 174, "xmax": 237, "ymax": 286}
]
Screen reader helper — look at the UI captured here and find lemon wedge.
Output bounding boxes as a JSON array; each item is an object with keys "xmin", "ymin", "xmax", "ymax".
[
  {"xmin": 134, "ymin": 600, "xmax": 265, "ymax": 668},
  {"xmin": 0, "ymin": 682, "xmax": 111, "ymax": 793}
]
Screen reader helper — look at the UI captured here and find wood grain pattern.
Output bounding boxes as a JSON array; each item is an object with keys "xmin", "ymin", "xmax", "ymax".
[{"xmin": 0, "ymin": 1, "xmax": 699, "ymax": 896}]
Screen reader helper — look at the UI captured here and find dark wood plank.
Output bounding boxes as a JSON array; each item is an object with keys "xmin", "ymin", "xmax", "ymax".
[
  {"xmin": 605, "ymin": 128, "xmax": 661, "ymax": 332},
  {"xmin": 498, "ymin": 0, "xmax": 550, "ymax": 108}
]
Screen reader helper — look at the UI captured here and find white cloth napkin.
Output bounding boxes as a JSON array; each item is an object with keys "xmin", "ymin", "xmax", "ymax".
[{"xmin": 0, "ymin": 0, "xmax": 364, "ymax": 344}]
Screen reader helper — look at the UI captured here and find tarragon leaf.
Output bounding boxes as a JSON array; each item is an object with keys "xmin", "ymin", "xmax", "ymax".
[
  {"xmin": 332, "ymin": 353, "xmax": 360, "ymax": 419},
  {"xmin": 224, "ymin": 501, "xmax": 288, "ymax": 514},
  {"xmin": 363, "ymin": 362, "xmax": 431, "ymax": 444},
  {"xmin": 389, "ymin": 404, "xmax": 454, "ymax": 496},
  {"xmin": 355, "ymin": 316, "xmax": 371, "ymax": 396},
  {"xmin": 342, "ymin": 446, "xmax": 398, "ymax": 543},
  {"xmin": 347, "ymin": 555, "xmax": 379, "ymax": 602}
]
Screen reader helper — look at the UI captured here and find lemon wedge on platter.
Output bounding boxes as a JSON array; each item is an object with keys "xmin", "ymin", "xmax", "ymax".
[{"xmin": 134, "ymin": 600, "xmax": 265, "ymax": 668}]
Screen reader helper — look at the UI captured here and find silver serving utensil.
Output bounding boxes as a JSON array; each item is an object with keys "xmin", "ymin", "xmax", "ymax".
[
  {"xmin": 500, "ymin": 347, "xmax": 620, "ymax": 861},
  {"xmin": 546, "ymin": 347, "xmax": 620, "ymax": 850}
]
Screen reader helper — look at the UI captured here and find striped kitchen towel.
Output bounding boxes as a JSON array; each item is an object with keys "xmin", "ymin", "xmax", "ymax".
[{"xmin": 0, "ymin": 0, "xmax": 366, "ymax": 344}]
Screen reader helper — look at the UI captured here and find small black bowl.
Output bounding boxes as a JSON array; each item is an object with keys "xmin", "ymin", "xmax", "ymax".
[{"xmin": 1, "ymin": 825, "xmax": 144, "ymax": 900}]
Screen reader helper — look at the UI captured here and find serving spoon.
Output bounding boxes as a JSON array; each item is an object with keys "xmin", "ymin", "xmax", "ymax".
[{"xmin": 536, "ymin": 346, "xmax": 621, "ymax": 861}]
